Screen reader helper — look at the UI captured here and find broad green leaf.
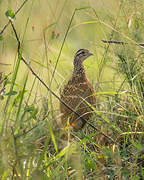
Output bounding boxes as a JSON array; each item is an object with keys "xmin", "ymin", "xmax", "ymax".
[
  {"xmin": 5, "ymin": 10, "xmax": 15, "ymax": 20},
  {"xmin": 5, "ymin": 90, "xmax": 17, "ymax": 96}
]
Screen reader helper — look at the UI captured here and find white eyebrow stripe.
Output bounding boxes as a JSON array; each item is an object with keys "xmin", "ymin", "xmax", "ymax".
[
  {"xmin": 76, "ymin": 49, "xmax": 84, "ymax": 55},
  {"xmin": 74, "ymin": 49, "xmax": 85, "ymax": 58}
]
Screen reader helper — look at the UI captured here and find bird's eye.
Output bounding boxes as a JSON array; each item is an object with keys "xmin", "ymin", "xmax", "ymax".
[{"xmin": 75, "ymin": 49, "xmax": 87, "ymax": 58}]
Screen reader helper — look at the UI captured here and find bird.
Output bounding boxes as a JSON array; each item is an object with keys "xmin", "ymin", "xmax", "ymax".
[{"xmin": 60, "ymin": 49, "xmax": 96, "ymax": 131}]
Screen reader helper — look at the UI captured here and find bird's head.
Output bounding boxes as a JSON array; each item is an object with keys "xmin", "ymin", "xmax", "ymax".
[{"xmin": 74, "ymin": 49, "xmax": 93, "ymax": 67}]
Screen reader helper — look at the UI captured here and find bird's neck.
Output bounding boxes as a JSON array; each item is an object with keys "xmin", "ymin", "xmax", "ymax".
[
  {"xmin": 73, "ymin": 64, "xmax": 85, "ymax": 74},
  {"xmin": 73, "ymin": 58, "xmax": 85, "ymax": 76},
  {"xmin": 72, "ymin": 62, "xmax": 87, "ymax": 83}
]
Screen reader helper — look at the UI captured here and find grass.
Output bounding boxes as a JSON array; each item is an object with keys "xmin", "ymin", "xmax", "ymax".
[{"xmin": 0, "ymin": 0, "xmax": 144, "ymax": 179}]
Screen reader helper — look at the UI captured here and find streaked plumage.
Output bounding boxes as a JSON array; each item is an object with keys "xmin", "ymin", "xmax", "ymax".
[{"xmin": 60, "ymin": 49, "xmax": 96, "ymax": 131}]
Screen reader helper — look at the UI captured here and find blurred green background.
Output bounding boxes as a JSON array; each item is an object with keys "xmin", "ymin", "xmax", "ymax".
[
  {"xmin": 0, "ymin": 0, "xmax": 122, "ymax": 93},
  {"xmin": 1, "ymin": 0, "xmax": 142, "ymax": 94}
]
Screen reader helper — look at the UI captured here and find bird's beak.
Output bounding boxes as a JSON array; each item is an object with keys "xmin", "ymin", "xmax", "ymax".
[{"xmin": 88, "ymin": 52, "xmax": 93, "ymax": 57}]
